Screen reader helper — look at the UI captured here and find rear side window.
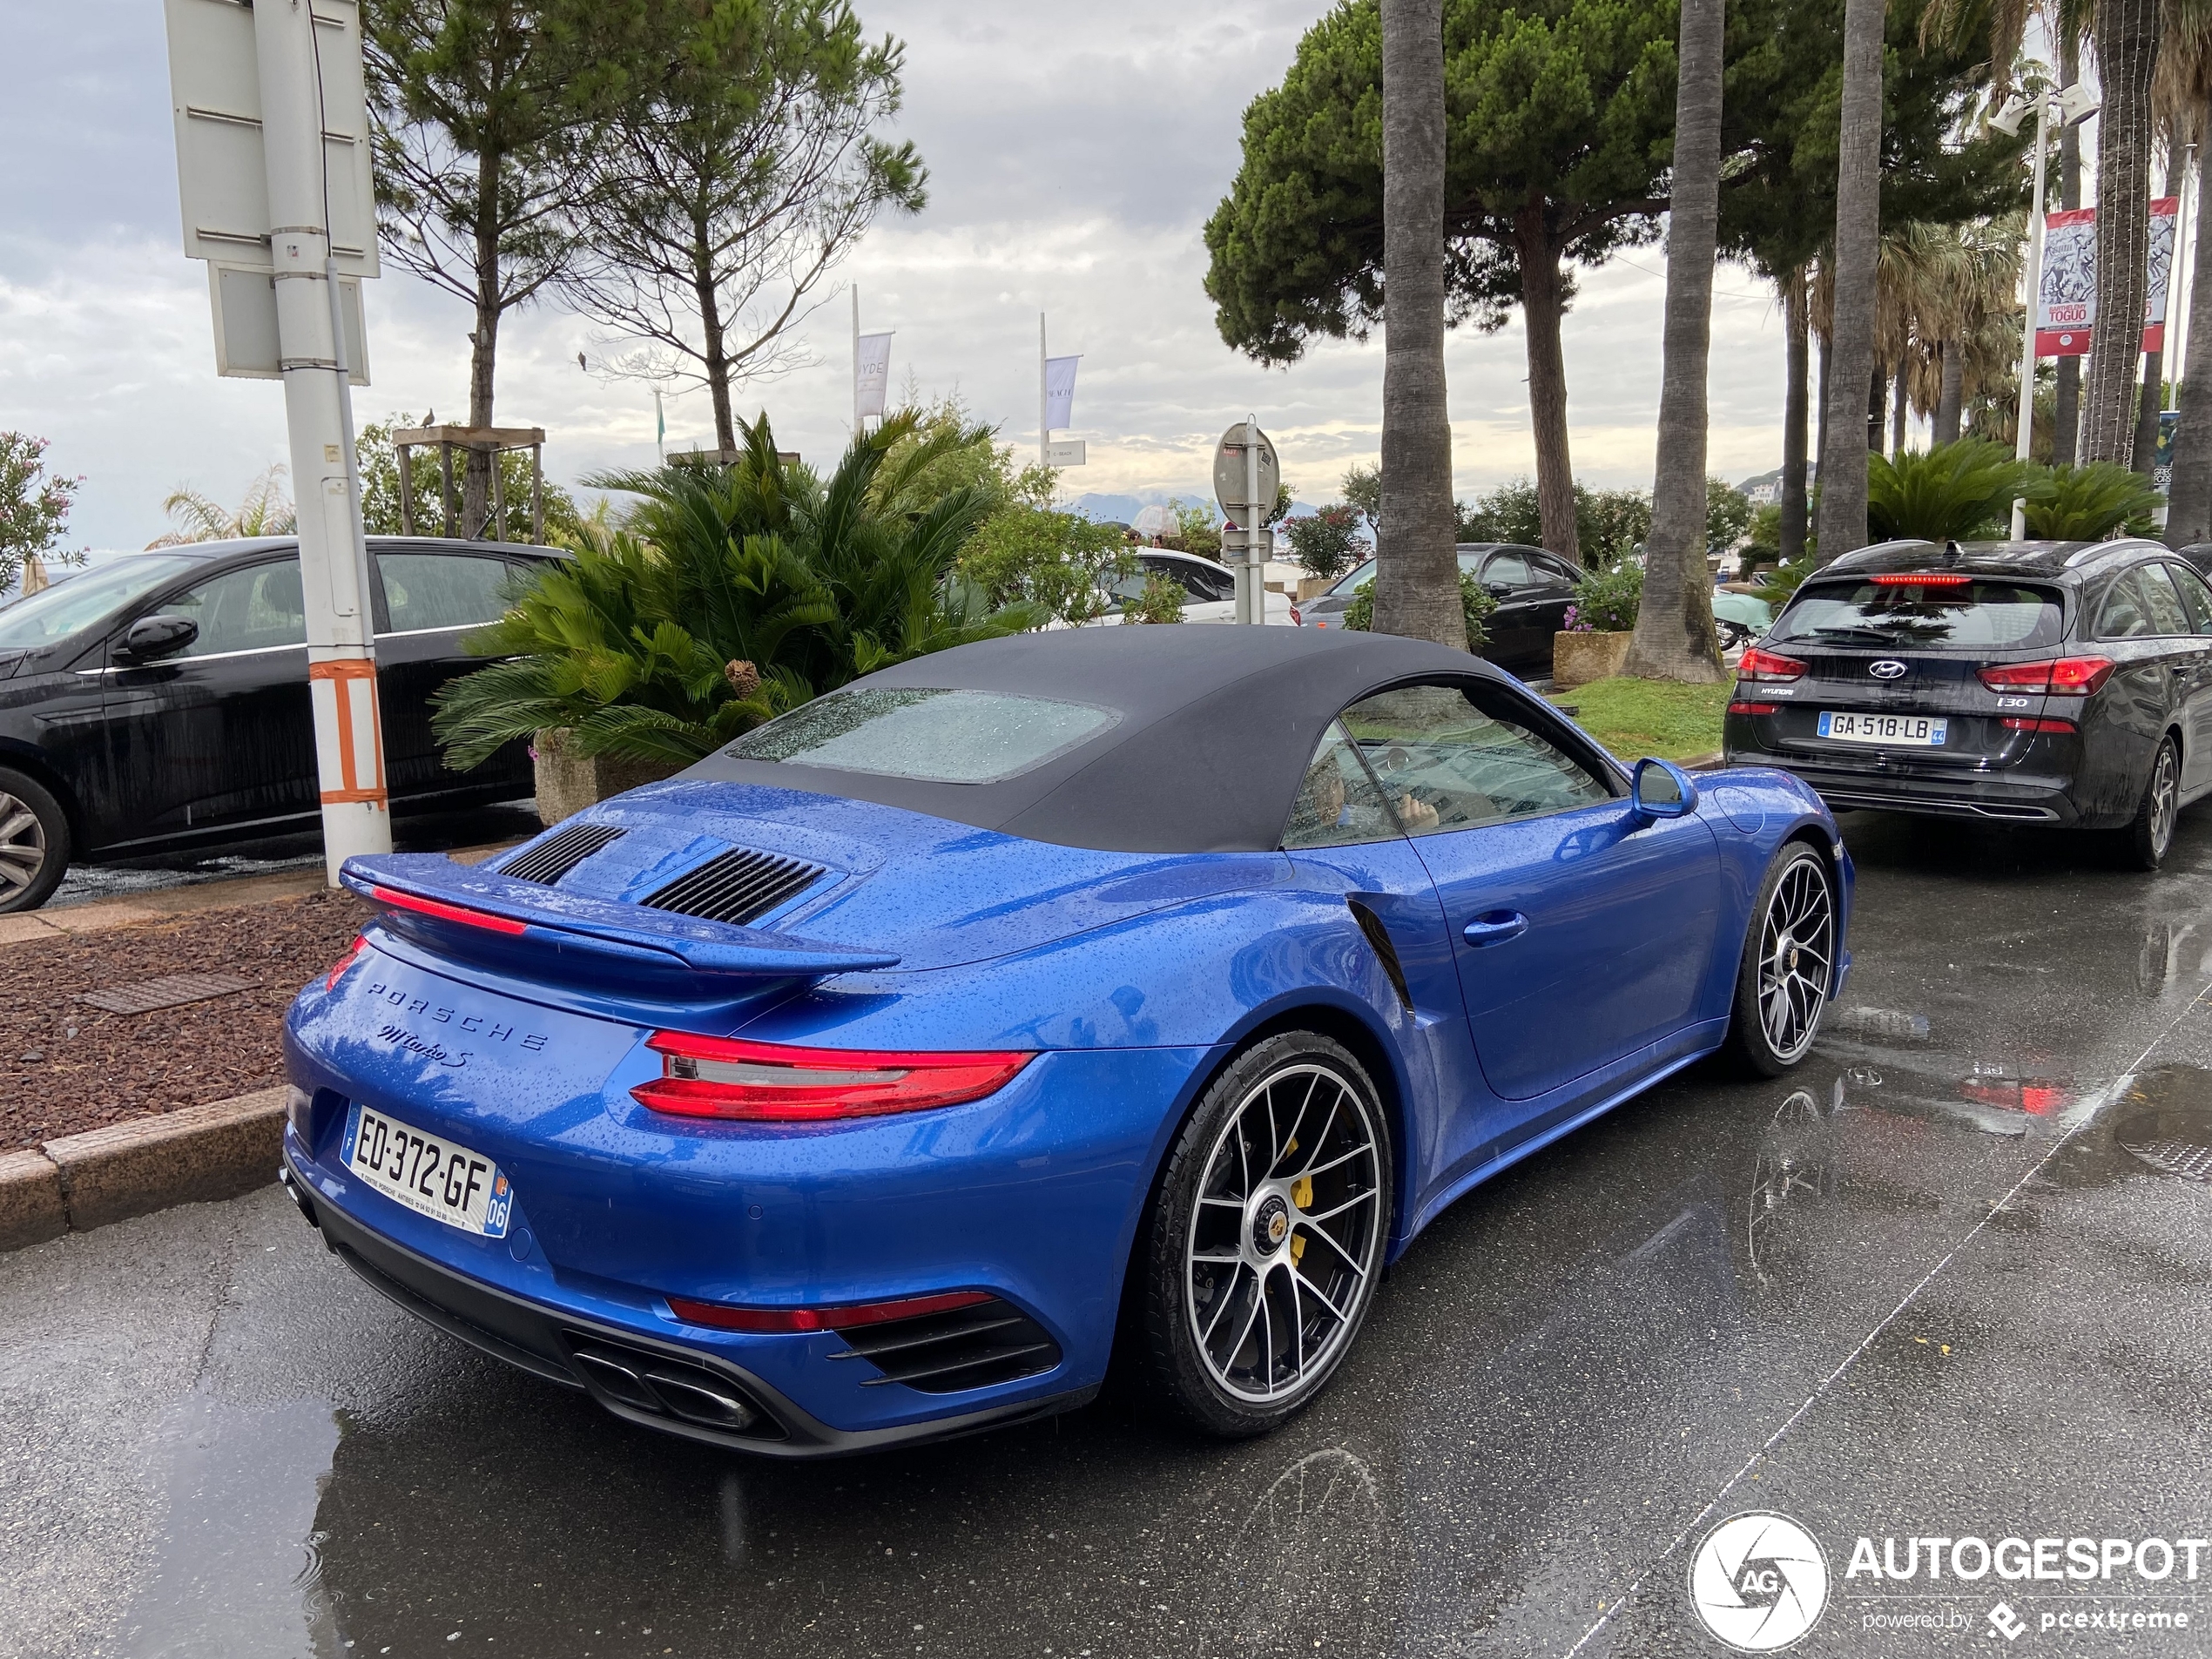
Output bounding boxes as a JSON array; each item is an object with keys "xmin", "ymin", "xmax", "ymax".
[
  {"xmin": 1773, "ymin": 579, "xmax": 2064, "ymax": 650},
  {"xmin": 2102, "ymin": 564, "xmax": 2194, "ymax": 639},
  {"xmin": 378, "ymin": 551, "xmax": 516, "ymax": 633},
  {"xmin": 729, "ymin": 688, "xmax": 1121, "ymax": 784},
  {"xmin": 2169, "ymin": 563, "xmax": 2212, "ymax": 635}
]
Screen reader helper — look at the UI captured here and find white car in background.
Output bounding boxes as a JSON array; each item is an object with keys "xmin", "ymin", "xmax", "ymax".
[{"xmin": 1087, "ymin": 550, "xmax": 1296, "ymax": 625}]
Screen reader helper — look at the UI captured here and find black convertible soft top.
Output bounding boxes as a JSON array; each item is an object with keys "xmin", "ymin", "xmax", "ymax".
[{"xmin": 682, "ymin": 625, "xmax": 1543, "ymax": 853}]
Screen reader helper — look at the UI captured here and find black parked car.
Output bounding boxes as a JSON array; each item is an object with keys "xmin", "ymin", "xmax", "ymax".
[
  {"xmin": 0, "ymin": 536, "xmax": 562, "ymax": 912},
  {"xmin": 1295, "ymin": 543, "xmax": 1582, "ymax": 675},
  {"xmin": 1722, "ymin": 537, "xmax": 2212, "ymax": 867}
]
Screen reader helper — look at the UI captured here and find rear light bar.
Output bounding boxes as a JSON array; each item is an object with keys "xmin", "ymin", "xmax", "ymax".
[
  {"xmin": 2002, "ymin": 717, "xmax": 2078, "ymax": 734},
  {"xmin": 1728, "ymin": 701, "xmax": 1779, "ymax": 716},
  {"xmin": 325, "ymin": 933, "xmax": 371, "ymax": 991},
  {"xmin": 1976, "ymin": 658, "xmax": 2116, "ymax": 697},
  {"xmin": 631, "ymin": 1032, "xmax": 1035, "ymax": 1123},
  {"xmin": 1737, "ymin": 647, "xmax": 1805, "ymax": 683},
  {"xmin": 1870, "ymin": 571, "xmax": 1972, "ymax": 586},
  {"xmin": 665, "ymin": 1288, "xmax": 995, "ymax": 1333},
  {"xmin": 368, "ymin": 884, "xmax": 529, "ymax": 934}
]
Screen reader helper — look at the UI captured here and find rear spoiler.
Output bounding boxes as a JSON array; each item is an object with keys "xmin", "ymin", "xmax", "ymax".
[{"xmin": 340, "ymin": 853, "xmax": 899, "ymax": 981}]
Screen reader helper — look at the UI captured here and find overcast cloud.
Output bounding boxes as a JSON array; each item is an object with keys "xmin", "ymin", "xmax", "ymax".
[{"xmin": 0, "ymin": 0, "xmax": 1791, "ymax": 552}]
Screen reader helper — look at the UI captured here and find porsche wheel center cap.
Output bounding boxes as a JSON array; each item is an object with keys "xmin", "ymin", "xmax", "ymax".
[{"xmin": 1252, "ymin": 1195, "xmax": 1291, "ymax": 1254}]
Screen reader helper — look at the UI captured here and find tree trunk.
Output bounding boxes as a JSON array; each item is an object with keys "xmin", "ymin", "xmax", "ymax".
[
  {"xmin": 2052, "ymin": 30, "xmax": 2083, "ymax": 465},
  {"xmin": 1512, "ymin": 205, "xmax": 1581, "ymax": 564},
  {"xmin": 2081, "ymin": 0, "xmax": 2162, "ymax": 462},
  {"xmin": 2168, "ymin": 102, "xmax": 2212, "ymax": 546},
  {"xmin": 1815, "ymin": 322, "xmax": 1831, "ymax": 501},
  {"xmin": 2134, "ymin": 347, "xmax": 2164, "ymax": 473},
  {"xmin": 1781, "ymin": 266, "xmax": 1810, "ymax": 563},
  {"xmin": 1867, "ymin": 365, "xmax": 1885, "ymax": 450},
  {"xmin": 1892, "ymin": 365, "xmax": 1909, "ymax": 455},
  {"xmin": 1622, "ymin": 0, "xmax": 1725, "ymax": 684},
  {"xmin": 1934, "ymin": 342, "xmax": 1964, "ymax": 443},
  {"xmin": 464, "ymin": 145, "xmax": 502, "ymax": 539},
  {"xmin": 695, "ymin": 210, "xmax": 737, "ymax": 454},
  {"xmin": 1815, "ymin": 0, "xmax": 1883, "ymax": 563},
  {"xmin": 1373, "ymin": 0, "xmax": 1465, "ymax": 648}
]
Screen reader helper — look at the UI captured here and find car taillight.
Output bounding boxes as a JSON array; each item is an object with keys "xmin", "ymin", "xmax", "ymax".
[
  {"xmin": 1976, "ymin": 657, "xmax": 2115, "ymax": 696},
  {"xmin": 325, "ymin": 933, "xmax": 370, "ymax": 990},
  {"xmin": 1870, "ymin": 571, "xmax": 1972, "ymax": 586},
  {"xmin": 368, "ymin": 884, "xmax": 529, "ymax": 934},
  {"xmin": 1737, "ymin": 647, "xmax": 1806, "ymax": 682},
  {"xmin": 2002, "ymin": 717, "xmax": 2077, "ymax": 733},
  {"xmin": 631, "ymin": 1033, "xmax": 1035, "ymax": 1122},
  {"xmin": 1290, "ymin": 605, "xmax": 1303, "ymax": 624},
  {"xmin": 664, "ymin": 1288, "xmax": 995, "ymax": 1332},
  {"xmin": 1728, "ymin": 701, "xmax": 1779, "ymax": 715}
]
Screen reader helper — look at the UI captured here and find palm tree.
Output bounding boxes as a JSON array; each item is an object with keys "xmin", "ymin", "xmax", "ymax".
[
  {"xmin": 144, "ymin": 466, "xmax": 296, "ymax": 547},
  {"xmin": 1622, "ymin": 0, "xmax": 1725, "ymax": 683},
  {"xmin": 2159, "ymin": 0, "xmax": 2212, "ymax": 541},
  {"xmin": 2081, "ymin": 0, "xmax": 2165, "ymax": 463},
  {"xmin": 1778, "ymin": 262, "xmax": 1812, "ymax": 563},
  {"xmin": 1814, "ymin": 0, "xmax": 1888, "ymax": 563},
  {"xmin": 1372, "ymin": 0, "xmax": 1464, "ymax": 649}
]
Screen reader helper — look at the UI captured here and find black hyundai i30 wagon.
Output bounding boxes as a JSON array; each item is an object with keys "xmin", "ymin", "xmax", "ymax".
[{"xmin": 1722, "ymin": 538, "xmax": 2212, "ymax": 869}]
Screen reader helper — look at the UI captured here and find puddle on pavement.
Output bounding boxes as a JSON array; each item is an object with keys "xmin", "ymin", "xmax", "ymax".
[
  {"xmin": 120, "ymin": 1393, "xmax": 341, "ymax": 1659},
  {"xmin": 2047, "ymin": 1065, "xmax": 2212, "ymax": 1190}
]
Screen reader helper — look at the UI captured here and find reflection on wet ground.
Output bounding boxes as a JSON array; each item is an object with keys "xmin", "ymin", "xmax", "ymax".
[{"xmin": 7, "ymin": 808, "xmax": 2212, "ymax": 1657}]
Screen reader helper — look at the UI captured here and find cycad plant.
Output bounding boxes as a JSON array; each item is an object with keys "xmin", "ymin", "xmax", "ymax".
[
  {"xmin": 2020, "ymin": 462, "xmax": 2167, "ymax": 539},
  {"xmin": 1865, "ymin": 438, "xmax": 2051, "ymax": 541},
  {"xmin": 431, "ymin": 412, "xmax": 1042, "ymax": 770}
]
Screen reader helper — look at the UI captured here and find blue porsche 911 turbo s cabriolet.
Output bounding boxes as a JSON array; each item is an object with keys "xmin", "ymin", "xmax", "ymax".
[{"xmin": 280, "ymin": 626, "xmax": 1851, "ymax": 1455}]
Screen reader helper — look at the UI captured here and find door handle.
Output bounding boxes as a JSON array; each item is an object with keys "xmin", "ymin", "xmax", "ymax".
[{"xmin": 1463, "ymin": 911, "xmax": 1528, "ymax": 948}]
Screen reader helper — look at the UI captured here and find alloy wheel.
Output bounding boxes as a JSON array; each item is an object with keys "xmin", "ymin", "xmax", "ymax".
[
  {"xmin": 1757, "ymin": 857, "xmax": 1833, "ymax": 1065},
  {"xmin": 1184, "ymin": 1062, "xmax": 1384, "ymax": 1405},
  {"xmin": 2151, "ymin": 745, "xmax": 2180, "ymax": 860},
  {"xmin": 0, "ymin": 791, "xmax": 48, "ymax": 907}
]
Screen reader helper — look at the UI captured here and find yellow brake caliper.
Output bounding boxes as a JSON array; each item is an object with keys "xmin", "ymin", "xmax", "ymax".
[{"xmin": 1290, "ymin": 1174, "xmax": 1313, "ymax": 1262}]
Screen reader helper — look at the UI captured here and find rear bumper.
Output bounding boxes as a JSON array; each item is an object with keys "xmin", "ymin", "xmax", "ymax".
[
  {"xmin": 1723, "ymin": 735, "xmax": 2092, "ymax": 826},
  {"xmin": 287, "ymin": 1150, "xmax": 1096, "ymax": 1459}
]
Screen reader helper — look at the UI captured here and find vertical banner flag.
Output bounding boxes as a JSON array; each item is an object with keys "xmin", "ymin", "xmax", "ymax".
[
  {"xmin": 1043, "ymin": 355, "xmax": 1081, "ymax": 430},
  {"xmin": 855, "ymin": 331, "xmax": 894, "ymax": 420},
  {"xmin": 2036, "ymin": 198, "xmax": 2180, "ymax": 357}
]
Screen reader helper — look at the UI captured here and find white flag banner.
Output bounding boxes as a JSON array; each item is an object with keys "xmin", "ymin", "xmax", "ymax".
[
  {"xmin": 1044, "ymin": 354, "xmax": 1081, "ymax": 430},
  {"xmin": 856, "ymin": 331, "xmax": 894, "ymax": 419}
]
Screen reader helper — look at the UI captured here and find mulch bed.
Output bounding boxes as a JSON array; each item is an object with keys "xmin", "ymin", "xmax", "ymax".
[{"xmin": 0, "ymin": 890, "xmax": 369, "ymax": 1150}]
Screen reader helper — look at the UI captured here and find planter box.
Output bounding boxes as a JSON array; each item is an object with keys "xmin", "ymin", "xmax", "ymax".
[
  {"xmin": 533, "ymin": 727, "xmax": 685, "ymax": 826},
  {"xmin": 1552, "ymin": 630, "xmax": 1633, "ymax": 689}
]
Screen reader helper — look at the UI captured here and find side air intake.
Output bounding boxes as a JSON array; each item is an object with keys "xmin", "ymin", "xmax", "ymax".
[
  {"xmin": 828, "ymin": 1295, "xmax": 1062, "ymax": 1393},
  {"xmin": 500, "ymin": 822, "xmax": 627, "ymax": 886},
  {"xmin": 641, "ymin": 846, "xmax": 826, "ymax": 927}
]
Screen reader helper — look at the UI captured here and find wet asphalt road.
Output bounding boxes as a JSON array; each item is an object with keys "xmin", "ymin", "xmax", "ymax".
[{"xmin": 6, "ymin": 810, "xmax": 2212, "ymax": 1659}]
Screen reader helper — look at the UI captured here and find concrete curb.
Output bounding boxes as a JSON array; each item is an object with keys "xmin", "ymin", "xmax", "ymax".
[{"xmin": 0, "ymin": 1088, "xmax": 288, "ymax": 1251}]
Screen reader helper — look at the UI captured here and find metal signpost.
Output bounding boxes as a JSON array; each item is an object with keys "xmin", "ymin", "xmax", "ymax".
[
  {"xmin": 1213, "ymin": 419, "xmax": 1279, "ymax": 624},
  {"xmin": 165, "ymin": 0, "xmax": 390, "ymax": 880}
]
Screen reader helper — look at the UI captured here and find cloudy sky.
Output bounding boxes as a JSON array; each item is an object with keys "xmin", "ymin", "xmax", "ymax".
[{"xmin": 1, "ymin": 0, "xmax": 1794, "ymax": 552}]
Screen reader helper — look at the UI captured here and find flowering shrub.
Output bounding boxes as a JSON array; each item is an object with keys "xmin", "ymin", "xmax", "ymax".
[{"xmin": 1568, "ymin": 560, "xmax": 1642, "ymax": 633}]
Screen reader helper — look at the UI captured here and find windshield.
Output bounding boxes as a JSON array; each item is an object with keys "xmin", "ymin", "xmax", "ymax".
[
  {"xmin": 0, "ymin": 556, "xmax": 202, "ymax": 653},
  {"xmin": 1771, "ymin": 578, "xmax": 2065, "ymax": 651},
  {"xmin": 728, "ymin": 687, "xmax": 1121, "ymax": 784}
]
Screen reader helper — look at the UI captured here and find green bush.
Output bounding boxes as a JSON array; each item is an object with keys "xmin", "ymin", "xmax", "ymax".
[
  {"xmin": 956, "ymin": 503, "xmax": 1133, "ymax": 627},
  {"xmin": 1120, "ymin": 571, "xmax": 1187, "ymax": 624},
  {"xmin": 1282, "ymin": 502, "xmax": 1366, "ymax": 579},
  {"xmin": 1341, "ymin": 570, "xmax": 1496, "ymax": 648},
  {"xmin": 1568, "ymin": 560, "xmax": 1642, "ymax": 632},
  {"xmin": 430, "ymin": 410, "xmax": 1043, "ymax": 771},
  {"xmin": 1866, "ymin": 439, "xmax": 2050, "ymax": 542},
  {"xmin": 2022, "ymin": 462, "xmax": 2165, "ymax": 540}
]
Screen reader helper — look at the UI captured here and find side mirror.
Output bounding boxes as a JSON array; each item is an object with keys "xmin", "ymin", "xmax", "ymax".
[
  {"xmin": 118, "ymin": 614, "xmax": 199, "ymax": 663},
  {"xmin": 1485, "ymin": 582, "xmax": 1514, "ymax": 599},
  {"xmin": 1630, "ymin": 757, "xmax": 1698, "ymax": 820}
]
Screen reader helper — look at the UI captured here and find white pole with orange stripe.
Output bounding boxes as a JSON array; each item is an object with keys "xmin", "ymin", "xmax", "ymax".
[{"xmin": 253, "ymin": 0, "xmax": 392, "ymax": 880}]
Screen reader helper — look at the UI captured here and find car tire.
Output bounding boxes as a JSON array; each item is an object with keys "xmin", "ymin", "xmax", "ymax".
[
  {"xmin": 2120, "ymin": 736, "xmax": 2182, "ymax": 872},
  {"xmin": 0, "ymin": 766, "xmax": 70, "ymax": 914},
  {"xmin": 1130, "ymin": 1030, "xmax": 1393, "ymax": 1438},
  {"xmin": 1721, "ymin": 840, "xmax": 1837, "ymax": 1077}
]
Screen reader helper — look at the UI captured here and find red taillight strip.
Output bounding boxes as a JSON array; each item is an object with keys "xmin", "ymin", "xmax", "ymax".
[
  {"xmin": 368, "ymin": 884, "xmax": 529, "ymax": 934},
  {"xmin": 664, "ymin": 1288, "xmax": 995, "ymax": 1333},
  {"xmin": 1870, "ymin": 571, "xmax": 1972, "ymax": 585},
  {"xmin": 325, "ymin": 933, "xmax": 371, "ymax": 990},
  {"xmin": 1737, "ymin": 646, "xmax": 1805, "ymax": 683},
  {"xmin": 1977, "ymin": 657, "xmax": 2115, "ymax": 697},
  {"xmin": 1728, "ymin": 701, "xmax": 1779, "ymax": 716},
  {"xmin": 2003, "ymin": 717, "xmax": 2077, "ymax": 733},
  {"xmin": 631, "ymin": 1032, "xmax": 1035, "ymax": 1123}
]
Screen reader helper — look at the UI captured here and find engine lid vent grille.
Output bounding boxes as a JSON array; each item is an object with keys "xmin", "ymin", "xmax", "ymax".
[
  {"xmin": 500, "ymin": 822, "xmax": 627, "ymax": 886},
  {"xmin": 829, "ymin": 1296, "xmax": 1062, "ymax": 1394},
  {"xmin": 641, "ymin": 846, "xmax": 826, "ymax": 927}
]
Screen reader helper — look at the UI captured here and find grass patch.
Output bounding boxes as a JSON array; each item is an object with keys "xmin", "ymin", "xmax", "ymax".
[{"xmin": 1549, "ymin": 676, "xmax": 1730, "ymax": 763}]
